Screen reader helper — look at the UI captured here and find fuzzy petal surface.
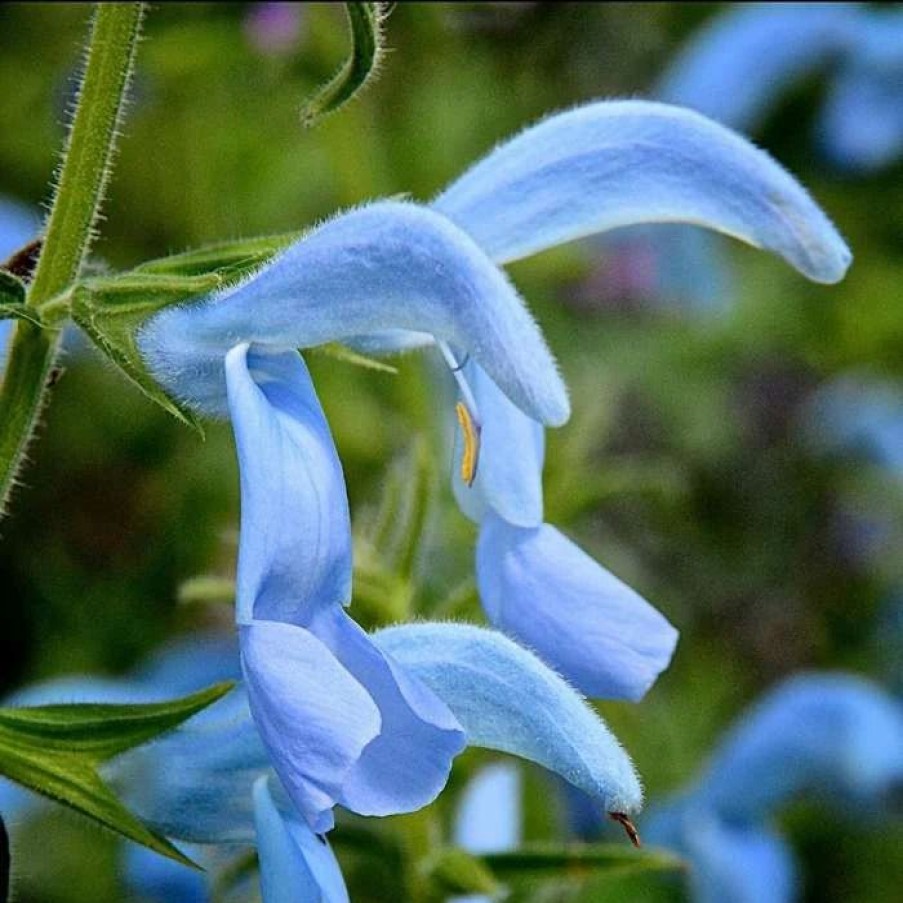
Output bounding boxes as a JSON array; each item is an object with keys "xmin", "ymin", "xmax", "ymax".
[
  {"xmin": 139, "ymin": 202, "xmax": 569, "ymax": 427},
  {"xmin": 433, "ymin": 99, "xmax": 851, "ymax": 283},
  {"xmin": 375, "ymin": 622, "xmax": 643, "ymax": 815}
]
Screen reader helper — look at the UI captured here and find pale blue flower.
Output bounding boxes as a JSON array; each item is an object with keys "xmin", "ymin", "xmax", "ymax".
[
  {"xmin": 223, "ymin": 343, "xmax": 465, "ymax": 834},
  {"xmin": 376, "ymin": 623, "xmax": 643, "ymax": 818},
  {"xmin": 645, "ymin": 673, "xmax": 903, "ymax": 902},
  {"xmin": 134, "ymin": 99, "xmax": 848, "ymax": 861},
  {"xmin": 427, "ymin": 100, "xmax": 849, "ymax": 700},
  {"xmin": 1, "ymin": 616, "xmax": 652, "ymax": 901}
]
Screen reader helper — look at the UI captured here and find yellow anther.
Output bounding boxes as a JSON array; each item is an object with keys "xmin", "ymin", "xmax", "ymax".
[{"xmin": 455, "ymin": 401, "xmax": 481, "ymax": 487}]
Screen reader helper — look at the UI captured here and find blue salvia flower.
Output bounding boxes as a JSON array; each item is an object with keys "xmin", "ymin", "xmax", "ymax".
[
  {"xmin": 645, "ymin": 673, "xmax": 903, "ymax": 903},
  {"xmin": 427, "ymin": 100, "xmax": 849, "ymax": 701},
  {"xmin": 136, "ymin": 97, "xmax": 848, "ymax": 847},
  {"xmin": 0, "ymin": 634, "xmax": 351, "ymax": 902},
  {"xmin": 355, "ymin": 98, "xmax": 850, "ymax": 699},
  {"xmin": 1, "ymin": 619, "xmax": 650, "ymax": 899}
]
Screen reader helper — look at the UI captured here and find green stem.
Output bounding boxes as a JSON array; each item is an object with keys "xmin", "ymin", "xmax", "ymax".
[{"xmin": 0, "ymin": 3, "xmax": 144, "ymax": 517}]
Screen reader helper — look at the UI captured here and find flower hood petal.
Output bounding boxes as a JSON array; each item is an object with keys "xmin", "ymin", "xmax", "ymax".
[
  {"xmin": 139, "ymin": 201, "xmax": 569, "ymax": 427},
  {"xmin": 432, "ymin": 99, "xmax": 851, "ymax": 283},
  {"xmin": 375, "ymin": 622, "xmax": 643, "ymax": 815}
]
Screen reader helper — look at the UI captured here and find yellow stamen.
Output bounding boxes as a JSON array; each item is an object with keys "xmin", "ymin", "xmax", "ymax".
[{"xmin": 455, "ymin": 401, "xmax": 481, "ymax": 486}]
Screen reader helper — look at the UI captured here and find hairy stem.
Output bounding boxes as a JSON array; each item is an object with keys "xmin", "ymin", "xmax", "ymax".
[{"xmin": 0, "ymin": 3, "xmax": 145, "ymax": 518}]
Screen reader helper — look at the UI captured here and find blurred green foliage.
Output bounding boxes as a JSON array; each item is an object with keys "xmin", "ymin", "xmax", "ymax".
[{"xmin": 0, "ymin": 3, "xmax": 901, "ymax": 901}]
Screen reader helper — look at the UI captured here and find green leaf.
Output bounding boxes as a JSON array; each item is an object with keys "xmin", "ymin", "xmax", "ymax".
[
  {"xmin": 0, "ymin": 681, "xmax": 234, "ymax": 868},
  {"xmin": 68, "ymin": 233, "xmax": 301, "ymax": 430},
  {"xmin": 133, "ymin": 232, "xmax": 298, "ymax": 277},
  {"xmin": 300, "ymin": 3, "xmax": 387, "ymax": 128},
  {"xmin": 0, "ymin": 303, "xmax": 44, "ymax": 328},
  {"xmin": 481, "ymin": 842, "xmax": 685, "ymax": 882},
  {"xmin": 0, "ymin": 681, "xmax": 233, "ymax": 760},
  {"xmin": 422, "ymin": 847, "xmax": 501, "ymax": 896},
  {"xmin": 70, "ymin": 274, "xmax": 223, "ymax": 432},
  {"xmin": 0, "ymin": 270, "xmax": 26, "ymax": 306}
]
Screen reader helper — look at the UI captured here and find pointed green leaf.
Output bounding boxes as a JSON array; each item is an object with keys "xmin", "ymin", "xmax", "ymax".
[
  {"xmin": 0, "ymin": 742, "xmax": 196, "ymax": 868},
  {"xmin": 133, "ymin": 233, "xmax": 298, "ymax": 277},
  {"xmin": 0, "ymin": 681, "xmax": 234, "ymax": 761},
  {"xmin": 300, "ymin": 3, "xmax": 387, "ymax": 127},
  {"xmin": 70, "ymin": 273, "xmax": 224, "ymax": 431},
  {"xmin": 0, "ymin": 681, "xmax": 234, "ymax": 868}
]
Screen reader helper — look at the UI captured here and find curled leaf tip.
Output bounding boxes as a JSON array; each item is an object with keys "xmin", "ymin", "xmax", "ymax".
[
  {"xmin": 299, "ymin": 2, "xmax": 388, "ymax": 128},
  {"xmin": 609, "ymin": 811, "xmax": 642, "ymax": 848}
]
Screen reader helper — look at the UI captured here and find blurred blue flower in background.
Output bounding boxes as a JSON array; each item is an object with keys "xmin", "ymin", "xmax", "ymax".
[
  {"xmin": 587, "ymin": 2, "xmax": 898, "ymax": 313},
  {"xmin": 644, "ymin": 673, "xmax": 903, "ymax": 902},
  {"xmin": 804, "ymin": 372, "xmax": 903, "ymax": 475},
  {"xmin": 451, "ymin": 762, "xmax": 521, "ymax": 903},
  {"xmin": 660, "ymin": 3, "xmax": 903, "ymax": 173}
]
